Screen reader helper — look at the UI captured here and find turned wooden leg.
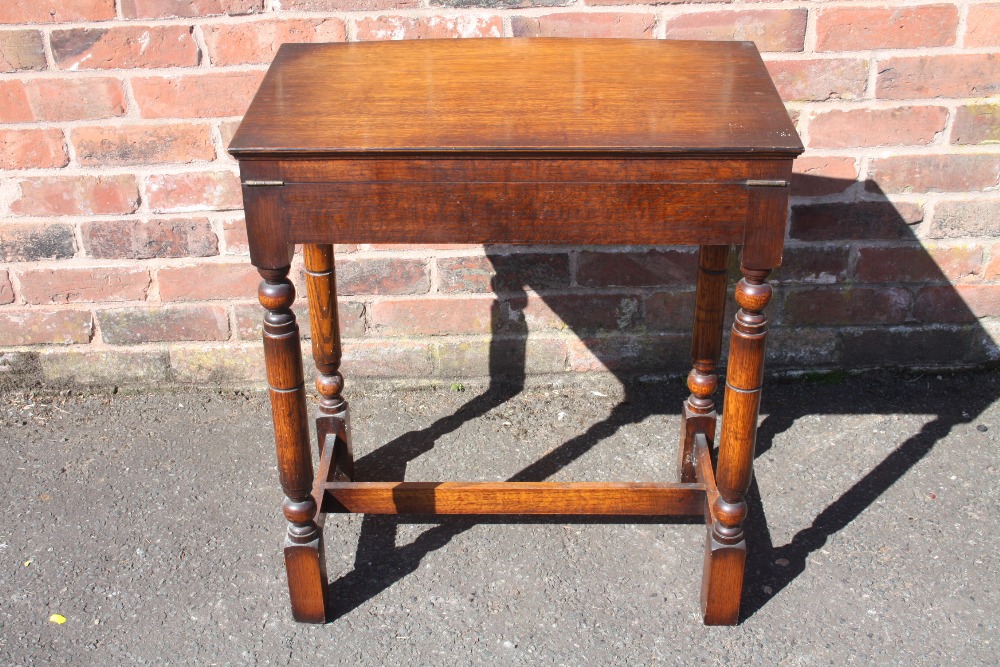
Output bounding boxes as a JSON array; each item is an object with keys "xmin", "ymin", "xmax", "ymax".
[
  {"xmin": 679, "ymin": 245, "xmax": 730, "ymax": 483},
  {"xmin": 259, "ymin": 266, "xmax": 328, "ymax": 623},
  {"xmin": 701, "ymin": 265, "xmax": 771, "ymax": 625},
  {"xmin": 304, "ymin": 244, "xmax": 354, "ymax": 482}
]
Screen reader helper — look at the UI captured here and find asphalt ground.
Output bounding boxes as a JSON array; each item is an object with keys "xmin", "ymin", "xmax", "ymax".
[{"xmin": 1, "ymin": 368, "xmax": 998, "ymax": 665}]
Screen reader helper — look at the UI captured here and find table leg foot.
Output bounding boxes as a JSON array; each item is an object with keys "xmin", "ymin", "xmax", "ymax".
[
  {"xmin": 284, "ymin": 533, "xmax": 328, "ymax": 623},
  {"xmin": 701, "ymin": 531, "xmax": 745, "ymax": 625}
]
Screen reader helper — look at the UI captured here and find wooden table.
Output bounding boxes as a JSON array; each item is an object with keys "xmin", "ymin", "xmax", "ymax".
[{"xmin": 229, "ymin": 38, "xmax": 803, "ymax": 625}]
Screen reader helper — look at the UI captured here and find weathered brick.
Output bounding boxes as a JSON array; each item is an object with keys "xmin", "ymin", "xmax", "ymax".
[
  {"xmin": 0, "ymin": 129, "xmax": 68, "ymax": 170},
  {"xmin": 951, "ymin": 104, "xmax": 1000, "ymax": 145},
  {"xmin": 0, "ymin": 80, "xmax": 31, "ymax": 122},
  {"xmin": 928, "ymin": 200, "xmax": 1000, "ymax": 238},
  {"xmin": 912, "ymin": 285, "xmax": 1000, "ymax": 323},
  {"xmin": 765, "ymin": 58, "xmax": 868, "ymax": 102},
  {"xmin": 509, "ymin": 294, "xmax": 641, "ymax": 333},
  {"xmin": 170, "ymin": 345, "xmax": 265, "ymax": 384},
  {"xmin": 99, "ymin": 305, "xmax": 228, "ymax": 344},
  {"xmin": 203, "ymin": 19, "xmax": 346, "ymax": 65},
  {"xmin": 577, "ymin": 249, "xmax": 697, "ymax": 288},
  {"xmin": 335, "ymin": 258, "xmax": 429, "ymax": 296},
  {"xmin": 808, "ymin": 106, "xmax": 947, "ymax": 149},
  {"xmin": 437, "ymin": 253, "xmax": 569, "ymax": 293},
  {"xmin": 356, "ymin": 15, "xmax": 503, "ymax": 40},
  {"xmin": 867, "ymin": 155, "xmax": 1000, "ymax": 194},
  {"xmin": 767, "ymin": 327, "xmax": 840, "ymax": 368},
  {"xmin": 19, "ymin": 267, "xmax": 150, "ymax": 304},
  {"xmin": 82, "ymin": 218, "xmax": 218, "ymax": 259},
  {"xmin": 0, "ymin": 223, "xmax": 75, "ymax": 262},
  {"xmin": 966, "ymin": 3, "xmax": 1000, "ymax": 47},
  {"xmin": 644, "ymin": 291, "xmax": 696, "ymax": 331},
  {"xmin": 431, "ymin": 336, "xmax": 568, "ymax": 377},
  {"xmin": 25, "ymin": 77, "xmax": 126, "ymax": 121},
  {"xmin": 432, "ymin": 0, "xmax": 568, "ymax": 7},
  {"xmin": 235, "ymin": 299, "xmax": 364, "ymax": 340},
  {"xmin": 145, "ymin": 171, "xmax": 242, "ymax": 213},
  {"xmin": 841, "ymin": 327, "xmax": 975, "ymax": 367},
  {"xmin": 774, "ymin": 245, "xmax": 850, "ymax": 284},
  {"xmin": 0, "ymin": 310, "xmax": 92, "ymax": 346},
  {"xmin": 854, "ymin": 245, "xmax": 982, "ymax": 283},
  {"xmin": 341, "ymin": 339, "xmax": 432, "ymax": 378},
  {"xmin": 791, "ymin": 157, "xmax": 858, "ymax": 196},
  {"xmin": 51, "ymin": 25, "xmax": 199, "ymax": 70},
  {"xmin": 877, "ymin": 54, "xmax": 1000, "ymax": 99},
  {"xmin": 280, "ymin": 0, "xmax": 416, "ymax": 10},
  {"xmin": 511, "ymin": 13, "xmax": 655, "ymax": 38},
  {"xmin": 12, "ymin": 175, "xmax": 140, "ymax": 217},
  {"xmin": 664, "ymin": 9, "xmax": 807, "ymax": 52},
  {"xmin": 0, "ymin": 270, "xmax": 14, "ymax": 305},
  {"xmin": 987, "ymin": 244, "xmax": 1000, "ymax": 280},
  {"xmin": 121, "ymin": 0, "xmax": 263, "ymax": 19},
  {"xmin": 220, "ymin": 216, "xmax": 247, "ymax": 254},
  {"xmin": 40, "ymin": 349, "xmax": 169, "ymax": 386},
  {"xmin": 132, "ymin": 71, "xmax": 265, "ymax": 119},
  {"xmin": 816, "ymin": 5, "xmax": 958, "ymax": 51},
  {"xmin": 0, "ymin": 0, "xmax": 115, "ymax": 23},
  {"xmin": 568, "ymin": 333, "xmax": 688, "ymax": 374},
  {"xmin": 371, "ymin": 297, "xmax": 494, "ymax": 335},
  {"xmin": 72, "ymin": 124, "xmax": 215, "ymax": 166},
  {"xmin": 0, "ymin": 30, "xmax": 45, "ymax": 71},
  {"xmin": 158, "ymin": 262, "xmax": 259, "ymax": 301},
  {"xmin": 781, "ymin": 286, "xmax": 911, "ymax": 326},
  {"xmin": 790, "ymin": 202, "xmax": 924, "ymax": 242}
]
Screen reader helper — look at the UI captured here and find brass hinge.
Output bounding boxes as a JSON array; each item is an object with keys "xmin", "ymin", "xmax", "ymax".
[
  {"xmin": 746, "ymin": 179, "xmax": 788, "ymax": 187},
  {"xmin": 243, "ymin": 179, "xmax": 284, "ymax": 187}
]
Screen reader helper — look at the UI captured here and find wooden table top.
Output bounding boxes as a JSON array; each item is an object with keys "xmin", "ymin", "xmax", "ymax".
[{"xmin": 228, "ymin": 38, "xmax": 802, "ymax": 159}]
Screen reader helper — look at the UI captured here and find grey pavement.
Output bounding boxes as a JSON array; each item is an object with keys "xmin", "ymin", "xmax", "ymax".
[{"xmin": 1, "ymin": 369, "xmax": 998, "ymax": 665}]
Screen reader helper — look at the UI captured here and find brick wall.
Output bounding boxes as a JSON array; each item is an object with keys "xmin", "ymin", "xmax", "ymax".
[{"xmin": 1, "ymin": 0, "xmax": 998, "ymax": 387}]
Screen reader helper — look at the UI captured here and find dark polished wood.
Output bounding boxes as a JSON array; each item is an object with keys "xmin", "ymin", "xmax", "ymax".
[{"xmin": 232, "ymin": 38, "xmax": 801, "ymax": 627}]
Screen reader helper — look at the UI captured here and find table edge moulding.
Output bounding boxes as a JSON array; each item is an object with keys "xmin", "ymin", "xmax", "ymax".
[{"xmin": 228, "ymin": 37, "xmax": 804, "ymax": 626}]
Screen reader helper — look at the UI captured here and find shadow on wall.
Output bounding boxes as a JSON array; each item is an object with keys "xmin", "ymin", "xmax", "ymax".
[{"xmin": 326, "ymin": 175, "xmax": 999, "ymax": 622}]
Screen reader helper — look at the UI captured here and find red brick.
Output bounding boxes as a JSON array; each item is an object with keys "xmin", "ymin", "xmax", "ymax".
[
  {"xmin": 816, "ymin": 5, "xmax": 958, "ymax": 51},
  {"xmin": 791, "ymin": 157, "xmax": 858, "ymax": 196},
  {"xmin": 0, "ymin": 0, "xmax": 115, "ymax": 23},
  {"xmin": 72, "ymin": 124, "xmax": 215, "ymax": 166},
  {"xmin": 133, "ymin": 71, "xmax": 265, "ymax": 119},
  {"xmin": 790, "ymin": 202, "xmax": 924, "ymax": 242},
  {"xmin": 577, "ymin": 249, "xmax": 697, "ymax": 287},
  {"xmin": 341, "ymin": 340, "xmax": 432, "ymax": 378},
  {"xmin": 512, "ymin": 294, "xmax": 641, "ymax": 332},
  {"xmin": 0, "ymin": 223, "xmax": 75, "ymax": 262},
  {"xmin": 51, "ymin": 26, "xmax": 199, "ymax": 70},
  {"xmin": 158, "ymin": 262, "xmax": 259, "ymax": 301},
  {"xmin": 928, "ymin": 200, "xmax": 1000, "ymax": 239},
  {"xmin": 98, "ymin": 305, "xmax": 229, "ymax": 344},
  {"xmin": 644, "ymin": 291, "xmax": 696, "ymax": 331},
  {"xmin": 987, "ymin": 244, "xmax": 1000, "ymax": 280},
  {"xmin": 775, "ymin": 246, "xmax": 850, "ymax": 284},
  {"xmin": 0, "ymin": 80, "xmax": 31, "ymax": 122},
  {"xmin": 0, "ymin": 310, "xmax": 92, "ymax": 346},
  {"xmin": 854, "ymin": 245, "xmax": 982, "ymax": 283},
  {"xmin": 867, "ymin": 155, "xmax": 1000, "ymax": 194},
  {"xmin": 356, "ymin": 15, "xmax": 503, "ymax": 40},
  {"xmin": 0, "ymin": 270, "xmax": 13, "ymax": 305},
  {"xmin": 12, "ymin": 175, "xmax": 139, "ymax": 217},
  {"xmin": 371, "ymin": 297, "xmax": 494, "ymax": 335},
  {"xmin": 766, "ymin": 58, "xmax": 868, "ymax": 102},
  {"xmin": 19, "ymin": 267, "xmax": 150, "ymax": 304},
  {"xmin": 234, "ymin": 299, "xmax": 364, "ymax": 340},
  {"xmin": 840, "ymin": 327, "xmax": 974, "ymax": 367},
  {"xmin": 121, "ymin": 0, "xmax": 263, "ymax": 19},
  {"xmin": 877, "ymin": 54, "xmax": 1000, "ymax": 99},
  {"xmin": 335, "ymin": 258, "xmax": 429, "ymax": 296},
  {"xmin": 0, "ymin": 129, "xmax": 68, "ymax": 170},
  {"xmin": 221, "ymin": 216, "xmax": 247, "ymax": 254},
  {"xmin": 203, "ymin": 19, "xmax": 346, "ymax": 65},
  {"xmin": 511, "ymin": 13, "xmax": 655, "ymax": 38},
  {"xmin": 568, "ymin": 333, "xmax": 688, "ymax": 373},
  {"xmin": 437, "ymin": 253, "xmax": 570, "ymax": 293},
  {"xmin": 966, "ymin": 3, "xmax": 1000, "ymax": 47},
  {"xmin": 808, "ymin": 106, "xmax": 947, "ymax": 149},
  {"xmin": 0, "ymin": 30, "xmax": 45, "ymax": 71},
  {"xmin": 664, "ymin": 9, "xmax": 806, "ymax": 52},
  {"xmin": 912, "ymin": 285, "xmax": 1000, "ymax": 323},
  {"xmin": 25, "ymin": 77, "xmax": 126, "ymax": 121},
  {"xmin": 145, "ymin": 171, "xmax": 242, "ymax": 213},
  {"xmin": 281, "ymin": 0, "xmax": 417, "ymax": 9},
  {"xmin": 951, "ymin": 104, "xmax": 1000, "ymax": 145},
  {"xmin": 781, "ymin": 286, "xmax": 911, "ymax": 326},
  {"xmin": 81, "ymin": 218, "xmax": 218, "ymax": 259}
]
